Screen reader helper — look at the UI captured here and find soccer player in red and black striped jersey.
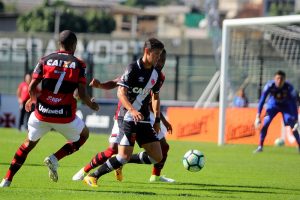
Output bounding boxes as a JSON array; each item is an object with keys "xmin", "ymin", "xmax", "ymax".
[{"xmin": 0, "ymin": 30, "xmax": 99, "ymax": 187}]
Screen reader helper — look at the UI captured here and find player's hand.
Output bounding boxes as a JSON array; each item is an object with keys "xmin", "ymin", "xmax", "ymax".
[
  {"xmin": 165, "ymin": 122, "xmax": 173, "ymax": 134},
  {"xmin": 25, "ymin": 99, "xmax": 35, "ymax": 112},
  {"xmin": 90, "ymin": 97, "xmax": 100, "ymax": 111},
  {"xmin": 292, "ymin": 122, "xmax": 299, "ymax": 132},
  {"xmin": 90, "ymin": 102, "xmax": 99, "ymax": 111},
  {"xmin": 254, "ymin": 114, "xmax": 261, "ymax": 129},
  {"xmin": 129, "ymin": 109, "xmax": 144, "ymax": 124},
  {"xmin": 89, "ymin": 78, "xmax": 101, "ymax": 88}
]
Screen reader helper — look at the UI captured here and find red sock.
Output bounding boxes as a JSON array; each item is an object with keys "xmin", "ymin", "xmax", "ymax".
[
  {"xmin": 5, "ymin": 143, "xmax": 30, "ymax": 181},
  {"xmin": 152, "ymin": 142, "xmax": 169, "ymax": 176},
  {"xmin": 54, "ymin": 136, "xmax": 87, "ymax": 160},
  {"xmin": 152, "ymin": 167, "xmax": 161, "ymax": 176},
  {"xmin": 84, "ymin": 147, "xmax": 116, "ymax": 172}
]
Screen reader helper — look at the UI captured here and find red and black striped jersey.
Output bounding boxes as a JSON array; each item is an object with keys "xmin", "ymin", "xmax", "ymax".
[{"xmin": 32, "ymin": 50, "xmax": 87, "ymax": 123}]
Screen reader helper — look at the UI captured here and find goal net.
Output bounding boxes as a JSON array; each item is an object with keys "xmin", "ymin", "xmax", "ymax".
[{"xmin": 218, "ymin": 15, "xmax": 300, "ymax": 145}]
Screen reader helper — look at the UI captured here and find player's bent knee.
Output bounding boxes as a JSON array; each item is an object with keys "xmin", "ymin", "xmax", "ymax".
[
  {"xmin": 116, "ymin": 154, "xmax": 128, "ymax": 164},
  {"xmin": 81, "ymin": 126, "xmax": 90, "ymax": 138},
  {"xmin": 161, "ymin": 142, "xmax": 170, "ymax": 153},
  {"xmin": 151, "ymin": 153, "xmax": 163, "ymax": 164}
]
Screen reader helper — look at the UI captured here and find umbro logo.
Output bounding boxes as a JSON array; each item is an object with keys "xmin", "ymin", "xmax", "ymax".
[{"xmin": 138, "ymin": 77, "xmax": 144, "ymax": 82}]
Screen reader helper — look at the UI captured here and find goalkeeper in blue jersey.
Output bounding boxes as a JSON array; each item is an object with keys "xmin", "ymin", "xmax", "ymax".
[{"xmin": 254, "ymin": 70, "xmax": 300, "ymax": 153}]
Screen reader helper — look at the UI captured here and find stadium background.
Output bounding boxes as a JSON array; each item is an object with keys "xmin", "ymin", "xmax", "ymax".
[{"xmin": 0, "ymin": 0, "xmax": 299, "ymax": 147}]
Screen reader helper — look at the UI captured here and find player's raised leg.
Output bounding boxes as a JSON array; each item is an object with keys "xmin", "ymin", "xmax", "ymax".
[
  {"xmin": 45, "ymin": 118, "xmax": 89, "ymax": 182},
  {"xmin": 73, "ymin": 119, "xmax": 121, "ymax": 181},
  {"xmin": 284, "ymin": 112, "xmax": 300, "ymax": 153},
  {"xmin": 149, "ymin": 138, "xmax": 175, "ymax": 183},
  {"xmin": 72, "ymin": 143, "xmax": 117, "ymax": 181},
  {"xmin": 254, "ymin": 109, "xmax": 277, "ymax": 153},
  {"xmin": 84, "ymin": 145, "xmax": 132, "ymax": 187},
  {"xmin": 0, "ymin": 138, "xmax": 39, "ymax": 187}
]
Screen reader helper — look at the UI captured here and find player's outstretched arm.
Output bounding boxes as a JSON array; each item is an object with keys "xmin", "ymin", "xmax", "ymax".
[
  {"xmin": 78, "ymin": 83, "xmax": 99, "ymax": 111},
  {"xmin": 160, "ymin": 112, "xmax": 172, "ymax": 134},
  {"xmin": 89, "ymin": 77, "xmax": 120, "ymax": 90}
]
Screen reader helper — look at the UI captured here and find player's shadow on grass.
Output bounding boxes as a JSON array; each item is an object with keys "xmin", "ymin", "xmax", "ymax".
[
  {"xmin": 123, "ymin": 181, "xmax": 298, "ymax": 195},
  {"xmin": 0, "ymin": 162, "xmax": 45, "ymax": 167},
  {"xmin": 59, "ymin": 188, "xmax": 227, "ymax": 199}
]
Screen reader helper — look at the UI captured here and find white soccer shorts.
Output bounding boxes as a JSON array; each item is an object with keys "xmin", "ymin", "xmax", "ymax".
[
  {"xmin": 149, "ymin": 112, "xmax": 167, "ymax": 140},
  {"xmin": 108, "ymin": 119, "xmax": 123, "ymax": 144},
  {"xmin": 27, "ymin": 112, "xmax": 85, "ymax": 142}
]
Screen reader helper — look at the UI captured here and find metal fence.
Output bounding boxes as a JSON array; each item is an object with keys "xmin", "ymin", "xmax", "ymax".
[{"xmin": 0, "ymin": 49, "xmax": 218, "ymax": 101}]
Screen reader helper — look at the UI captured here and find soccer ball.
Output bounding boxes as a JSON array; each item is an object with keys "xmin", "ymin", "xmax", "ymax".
[
  {"xmin": 274, "ymin": 138, "xmax": 285, "ymax": 147},
  {"xmin": 182, "ymin": 150, "xmax": 205, "ymax": 172}
]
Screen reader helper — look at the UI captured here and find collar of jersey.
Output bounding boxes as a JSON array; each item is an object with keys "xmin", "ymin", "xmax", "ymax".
[
  {"xmin": 57, "ymin": 50, "xmax": 74, "ymax": 55},
  {"xmin": 137, "ymin": 58, "xmax": 153, "ymax": 70}
]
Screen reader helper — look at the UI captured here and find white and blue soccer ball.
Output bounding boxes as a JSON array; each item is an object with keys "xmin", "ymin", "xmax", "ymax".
[
  {"xmin": 182, "ymin": 149, "xmax": 205, "ymax": 172},
  {"xmin": 274, "ymin": 138, "xmax": 285, "ymax": 147}
]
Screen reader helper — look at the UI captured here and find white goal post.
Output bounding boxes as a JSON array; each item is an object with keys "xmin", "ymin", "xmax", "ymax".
[{"xmin": 218, "ymin": 15, "xmax": 300, "ymax": 146}]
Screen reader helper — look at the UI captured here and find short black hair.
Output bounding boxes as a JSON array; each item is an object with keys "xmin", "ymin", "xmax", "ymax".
[
  {"xmin": 59, "ymin": 30, "xmax": 77, "ymax": 50},
  {"xmin": 275, "ymin": 70, "xmax": 286, "ymax": 78},
  {"xmin": 161, "ymin": 48, "xmax": 166, "ymax": 56},
  {"xmin": 144, "ymin": 38, "xmax": 164, "ymax": 50}
]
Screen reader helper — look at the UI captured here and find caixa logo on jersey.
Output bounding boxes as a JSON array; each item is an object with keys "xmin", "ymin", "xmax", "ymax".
[
  {"xmin": 132, "ymin": 87, "xmax": 151, "ymax": 95},
  {"xmin": 47, "ymin": 59, "xmax": 76, "ymax": 69}
]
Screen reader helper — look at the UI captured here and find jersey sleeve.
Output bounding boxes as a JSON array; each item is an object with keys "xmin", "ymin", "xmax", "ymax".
[
  {"xmin": 117, "ymin": 64, "xmax": 135, "ymax": 88},
  {"xmin": 288, "ymin": 83, "xmax": 298, "ymax": 101},
  {"xmin": 152, "ymin": 70, "xmax": 162, "ymax": 94},
  {"xmin": 287, "ymin": 83, "xmax": 299, "ymax": 119},
  {"xmin": 257, "ymin": 81, "xmax": 271, "ymax": 115},
  {"xmin": 159, "ymin": 72, "xmax": 165, "ymax": 89},
  {"xmin": 32, "ymin": 59, "xmax": 44, "ymax": 80},
  {"xmin": 78, "ymin": 59, "xmax": 87, "ymax": 85}
]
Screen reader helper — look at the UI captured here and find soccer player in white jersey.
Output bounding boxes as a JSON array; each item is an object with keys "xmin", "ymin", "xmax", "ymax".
[
  {"xmin": 82, "ymin": 38, "xmax": 165, "ymax": 187},
  {"xmin": 72, "ymin": 49, "xmax": 175, "ymax": 183}
]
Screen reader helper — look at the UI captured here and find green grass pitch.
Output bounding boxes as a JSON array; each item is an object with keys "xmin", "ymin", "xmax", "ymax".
[{"xmin": 0, "ymin": 128, "xmax": 300, "ymax": 200}]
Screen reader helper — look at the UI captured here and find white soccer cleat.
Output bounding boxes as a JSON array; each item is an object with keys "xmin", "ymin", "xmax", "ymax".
[
  {"xmin": 253, "ymin": 146, "xmax": 263, "ymax": 154},
  {"xmin": 72, "ymin": 168, "xmax": 87, "ymax": 181},
  {"xmin": 149, "ymin": 175, "xmax": 175, "ymax": 183},
  {"xmin": 0, "ymin": 179, "xmax": 11, "ymax": 187},
  {"xmin": 44, "ymin": 155, "xmax": 59, "ymax": 182}
]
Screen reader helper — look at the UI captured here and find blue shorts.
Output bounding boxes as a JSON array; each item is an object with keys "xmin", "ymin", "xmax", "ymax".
[{"xmin": 265, "ymin": 104, "xmax": 297, "ymax": 126}]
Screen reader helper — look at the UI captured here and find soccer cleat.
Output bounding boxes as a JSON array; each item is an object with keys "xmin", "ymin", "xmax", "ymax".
[
  {"xmin": 149, "ymin": 175, "xmax": 175, "ymax": 183},
  {"xmin": 83, "ymin": 175, "xmax": 98, "ymax": 187},
  {"xmin": 253, "ymin": 146, "xmax": 263, "ymax": 154},
  {"xmin": 114, "ymin": 166, "xmax": 123, "ymax": 181},
  {"xmin": 44, "ymin": 155, "xmax": 59, "ymax": 182},
  {"xmin": 72, "ymin": 168, "xmax": 87, "ymax": 181},
  {"xmin": 0, "ymin": 179, "xmax": 11, "ymax": 187}
]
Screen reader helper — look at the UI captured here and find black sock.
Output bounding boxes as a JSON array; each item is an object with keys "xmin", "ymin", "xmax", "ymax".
[
  {"xmin": 90, "ymin": 156, "xmax": 124, "ymax": 179},
  {"xmin": 128, "ymin": 152, "xmax": 153, "ymax": 164}
]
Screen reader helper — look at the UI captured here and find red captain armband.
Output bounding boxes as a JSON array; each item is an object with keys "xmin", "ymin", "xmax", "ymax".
[{"xmin": 155, "ymin": 117, "xmax": 161, "ymax": 123}]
